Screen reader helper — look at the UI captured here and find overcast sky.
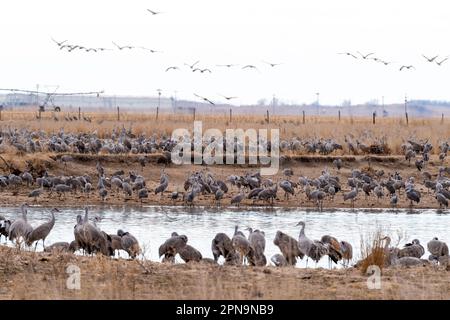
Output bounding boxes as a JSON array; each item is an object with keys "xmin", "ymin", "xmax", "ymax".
[{"xmin": 1, "ymin": 0, "xmax": 450, "ymax": 105}]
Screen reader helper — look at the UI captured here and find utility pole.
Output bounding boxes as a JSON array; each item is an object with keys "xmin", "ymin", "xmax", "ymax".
[
  {"xmin": 404, "ymin": 94, "xmax": 409, "ymax": 125},
  {"xmin": 157, "ymin": 89, "xmax": 162, "ymax": 119},
  {"xmin": 272, "ymin": 94, "xmax": 276, "ymax": 114},
  {"xmin": 316, "ymin": 92, "xmax": 320, "ymax": 115},
  {"xmin": 157, "ymin": 89, "xmax": 162, "ymax": 108}
]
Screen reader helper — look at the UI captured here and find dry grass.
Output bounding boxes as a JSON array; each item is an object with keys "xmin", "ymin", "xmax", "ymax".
[
  {"xmin": 359, "ymin": 229, "xmax": 389, "ymax": 274},
  {"xmin": 0, "ymin": 246, "xmax": 448, "ymax": 300},
  {"xmin": 0, "ymin": 111, "xmax": 449, "ymax": 155}
]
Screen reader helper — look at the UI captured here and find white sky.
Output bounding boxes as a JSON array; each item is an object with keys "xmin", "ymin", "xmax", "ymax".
[{"xmin": 1, "ymin": 0, "xmax": 450, "ymax": 105}]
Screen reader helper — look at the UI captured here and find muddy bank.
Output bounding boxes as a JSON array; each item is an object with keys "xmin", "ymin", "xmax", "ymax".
[{"xmin": 0, "ymin": 153, "xmax": 447, "ymax": 209}]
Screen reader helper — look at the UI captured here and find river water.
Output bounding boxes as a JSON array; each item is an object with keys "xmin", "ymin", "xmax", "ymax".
[{"xmin": 1, "ymin": 206, "xmax": 448, "ymax": 268}]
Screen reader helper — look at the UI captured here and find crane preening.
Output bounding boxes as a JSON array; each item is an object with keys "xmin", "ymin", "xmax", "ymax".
[{"xmin": 0, "ymin": 87, "xmax": 104, "ymax": 113}]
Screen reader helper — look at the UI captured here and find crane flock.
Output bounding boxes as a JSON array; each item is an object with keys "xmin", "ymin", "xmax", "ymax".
[{"xmin": 0, "ymin": 208, "xmax": 448, "ymax": 270}]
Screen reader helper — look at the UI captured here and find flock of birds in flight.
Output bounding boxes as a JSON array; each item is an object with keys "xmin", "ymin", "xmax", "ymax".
[
  {"xmin": 50, "ymin": 7, "xmax": 449, "ymax": 105},
  {"xmin": 50, "ymin": 8, "xmax": 284, "ymax": 105},
  {"xmin": 338, "ymin": 51, "xmax": 449, "ymax": 71}
]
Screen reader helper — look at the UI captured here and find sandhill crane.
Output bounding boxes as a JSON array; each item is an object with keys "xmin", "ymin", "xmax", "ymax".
[
  {"xmin": 44, "ymin": 241, "xmax": 77, "ymax": 253},
  {"xmin": 26, "ymin": 208, "xmax": 59, "ymax": 249},
  {"xmin": 234, "ymin": 225, "xmax": 245, "ymax": 238},
  {"xmin": 273, "ymin": 230, "xmax": 304, "ymax": 266},
  {"xmin": 76, "ymin": 207, "xmax": 113, "ymax": 256},
  {"xmin": 117, "ymin": 229, "xmax": 141, "ymax": 259},
  {"xmin": 406, "ymin": 186, "xmax": 421, "ymax": 207},
  {"xmin": 194, "ymin": 93, "xmax": 215, "ymax": 105},
  {"xmin": 159, "ymin": 232, "xmax": 188, "ymax": 263},
  {"xmin": 399, "ymin": 65, "xmax": 415, "ymax": 71},
  {"xmin": 51, "ymin": 38, "xmax": 67, "ymax": 47},
  {"xmin": 390, "ymin": 193, "xmax": 398, "ymax": 208},
  {"xmin": 436, "ymin": 57, "xmax": 448, "ymax": 66},
  {"xmin": 219, "ymin": 94, "xmax": 237, "ymax": 101},
  {"xmin": 178, "ymin": 244, "xmax": 203, "ymax": 263},
  {"xmin": 262, "ymin": 60, "xmax": 282, "ymax": 67},
  {"xmin": 99, "ymin": 187, "xmax": 108, "ymax": 201},
  {"xmin": 138, "ymin": 188, "xmax": 149, "ymax": 202},
  {"xmin": 165, "ymin": 66, "xmax": 179, "ymax": 72},
  {"xmin": 357, "ymin": 51, "xmax": 374, "ymax": 59},
  {"xmin": 8, "ymin": 203, "xmax": 33, "ymax": 246},
  {"xmin": 21, "ymin": 172, "xmax": 33, "ymax": 187},
  {"xmin": 333, "ymin": 158, "xmax": 342, "ymax": 171},
  {"xmin": 215, "ymin": 188, "xmax": 224, "ymax": 206},
  {"xmin": 422, "ymin": 54, "xmax": 439, "ymax": 62},
  {"xmin": 109, "ymin": 234, "xmax": 123, "ymax": 257},
  {"xmin": 398, "ymin": 239, "xmax": 425, "ymax": 258},
  {"xmin": 247, "ymin": 227, "xmax": 267, "ymax": 266},
  {"xmin": 231, "ymin": 192, "xmax": 245, "ymax": 207},
  {"xmin": 340, "ymin": 241, "xmax": 353, "ymax": 267},
  {"xmin": 232, "ymin": 230, "xmax": 255, "ymax": 265},
  {"xmin": 321, "ymin": 235, "xmax": 343, "ymax": 268},
  {"xmin": 211, "ymin": 233, "xmax": 239, "ymax": 265},
  {"xmin": 28, "ymin": 180, "xmax": 44, "ymax": 202},
  {"xmin": 279, "ymin": 180, "xmax": 295, "ymax": 200},
  {"xmin": 217, "ymin": 63, "xmax": 238, "ymax": 68},
  {"xmin": 112, "ymin": 42, "xmax": 134, "ymax": 50},
  {"xmin": 242, "ymin": 65, "xmax": 258, "ymax": 70},
  {"xmin": 296, "ymin": 221, "xmax": 327, "ymax": 266},
  {"xmin": 147, "ymin": 9, "xmax": 162, "ymax": 15},
  {"xmin": 271, "ymin": 253, "xmax": 288, "ymax": 267},
  {"xmin": 338, "ymin": 52, "xmax": 358, "ymax": 59},
  {"xmin": 155, "ymin": 173, "xmax": 169, "ymax": 197},
  {"xmin": 427, "ymin": 237, "xmax": 449, "ymax": 263},
  {"xmin": 343, "ymin": 187, "xmax": 358, "ymax": 208},
  {"xmin": 436, "ymin": 193, "xmax": 448, "ymax": 208}
]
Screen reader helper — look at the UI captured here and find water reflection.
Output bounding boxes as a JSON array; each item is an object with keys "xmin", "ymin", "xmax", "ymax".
[{"xmin": 0, "ymin": 206, "xmax": 448, "ymax": 268}]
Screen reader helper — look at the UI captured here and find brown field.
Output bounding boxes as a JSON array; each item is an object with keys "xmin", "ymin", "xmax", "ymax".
[
  {"xmin": 0, "ymin": 246, "xmax": 448, "ymax": 300},
  {"xmin": 0, "ymin": 110, "xmax": 449, "ymax": 155}
]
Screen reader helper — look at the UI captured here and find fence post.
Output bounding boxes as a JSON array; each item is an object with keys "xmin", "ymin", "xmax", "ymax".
[
  {"xmin": 193, "ymin": 108, "xmax": 196, "ymax": 121},
  {"xmin": 117, "ymin": 106, "xmax": 120, "ymax": 121},
  {"xmin": 372, "ymin": 112, "xmax": 376, "ymax": 124},
  {"xmin": 405, "ymin": 112, "xmax": 409, "ymax": 126},
  {"xmin": 266, "ymin": 110, "xmax": 270, "ymax": 123},
  {"xmin": 156, "ymin": 106, "xmax": 159, "ymax": 120},
  {"xmin": 441, "ymin": 113, "xmax": 444, "ymax": 124},
  {"xmin": 78, "ymin": 107, "xmax": 81, "ymax": 120},
  {"xmin": 338, "ymin": 110, "xmax": 341, "ymax": 121},
  {"xmin": 0, "ymin": 109, "xmax": 2, "ymax": 121},
  {"xmin": 302, "ymin": 110, "xmax": 305, "ymax": 124},
  {"xmin": 229, "ymin": 108, "xmax": 232, "ymax": 123}
]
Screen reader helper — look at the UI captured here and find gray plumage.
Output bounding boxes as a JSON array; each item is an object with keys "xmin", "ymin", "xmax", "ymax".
[
  {"xmin": 271, "ymin": 253, "xmax": 288, "ymax": 267},
  {"xmin": 26, "ymin": 207, "xmax": 59, "ymax": 249},
  {"xmin": 427, "ymin": 237, "xmax": 449, "ymax": 262},
  {"xmin": 436, "ymin": 193, "xmax": 448, "ymax": 208},
  {"xmin": 231, "ymin": 192, "xmax": 245, "ymax": 206},
  {"xmin": 44, "ymin": 241, "xmax": 76, "ymax": 253},
  {"xmin": 340, "ymin": 240, "xmax": 353, "ymax": 266},
  {"xmin": 178, "ymin": 244, "xmax": 203, "ymax": 263},
  {"xmin": 117, "ymin": 229, "xmax": 141, "ymax": 258},
  {"xmin": 138, "ymin": 188, "xmax": 149, "ymax": 202},
  {"xmin": 247, "ymin": 228, "xmax": 267, "ymax": 266},
  {"xmin": 8, "ymin": 204, "xmax": 33, "ymax": 244},
  {"xmin": 158, "ymin": 232, "xmax": 188, "ymax": 262},
  {"xmin": 398, "ymin": 239, "xmax": 425, "ymax": 258},
  {"xmin": 232, "ymin": 231, "xmax": 255, "ymax": 265},
  {"xmin": 273, "ymin": 230, "xmax": 304, "ymax": 265},
  {"xmin": 211, "ymin": 232, "xmax": 239, "ymax": 265}
]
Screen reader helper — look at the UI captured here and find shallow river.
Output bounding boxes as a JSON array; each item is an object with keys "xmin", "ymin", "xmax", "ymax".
[{"xmin": 1, "ymin": 206, "xmax": 448, "ymax": 268}]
